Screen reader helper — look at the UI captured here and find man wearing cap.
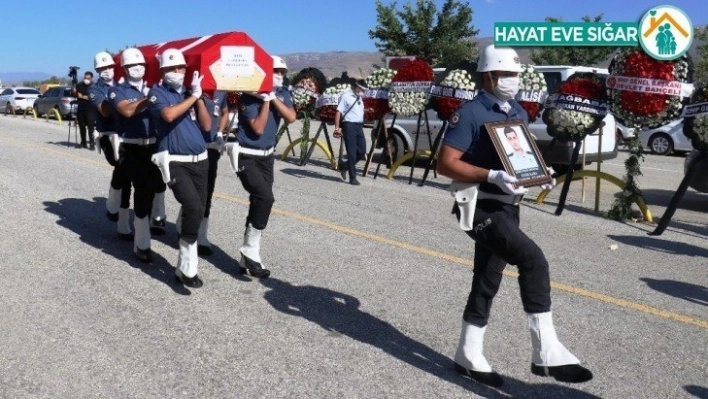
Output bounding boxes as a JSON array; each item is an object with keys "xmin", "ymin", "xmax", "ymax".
[
  {"xmin": 90, "ymin": 51, "xmax": 133, "ymax": 241},
  {"xmin": 230, "ymin": 55, "xmax": 295, "ymax": 278},
  {"xmin": 109, "ymin": 47, "xmax": 160, "ymax": 262},
  {"xmin": 334, "ymin": 79, "xmax": 367, "ymax": 185},
  {"xmin": 148, "ymin": 48, "xmax": 211, "ymax": 287},
  {"xmin": 437, "ymin": 45, "xmax": 591, "ymax": 387}
]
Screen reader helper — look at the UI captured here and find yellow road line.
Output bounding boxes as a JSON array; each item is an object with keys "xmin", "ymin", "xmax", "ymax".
[{"xmin": 4, "ymin": 133, "xmax": 707, "ymax": 330}]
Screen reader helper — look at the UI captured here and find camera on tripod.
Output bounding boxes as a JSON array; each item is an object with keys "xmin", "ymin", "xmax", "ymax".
[{"xmin": 68, "ymin": 66, "xmax": 80, "ymax": 87}]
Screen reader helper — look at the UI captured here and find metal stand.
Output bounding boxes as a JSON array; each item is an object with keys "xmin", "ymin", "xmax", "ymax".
[
  {"xmin": 363, "ymin": 117, "xmax": 393, "ymax": 177},
  {"xmin": 66, "ymin": 102, "xmax": 78, "ymax": 148},
  {"xmin": 373, "ymin": 115, "xmax": 398, "ymax": 179},
  {"xmin": 418, "ymin": 121, "xmax": 447, "ymax": 187},
  {"xmin": 555, "ymin": 140, "xmax": 582, "ymax": 216},
  {"xmin": 275, "ymin": 122, "xmax": 296, "ymax": 157},
  {"xmin": 300, "ymin": 121, "xmax": 336, "ymax": 167}
]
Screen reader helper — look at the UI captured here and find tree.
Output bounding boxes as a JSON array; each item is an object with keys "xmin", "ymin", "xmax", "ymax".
[
  {"xmin": 694, "ymin": 26, "xmax": 708, "ymax": 85},
  {"xmin": 368, "ymin": 0, "xmax": 479, "ymax": 67},
  {"xmin": 529, "ymin": 14, "xmax": 615, "ymax": 66}
]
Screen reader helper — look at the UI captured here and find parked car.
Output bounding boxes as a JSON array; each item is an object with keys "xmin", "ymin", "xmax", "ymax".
[
  {"xmin": 371, "ymin": 108, "xmax": 445, "ymax": 164},
  {"xmin": 684, "ymin": 150, "xmax": 708, "ymax": 193},
  {"xmin": 34, "ymin": 86, "xmax": 76, "ymax": 119},
  {"xmin": 639, "ymin": 120, "xmax": 692, "ymax": 155},
  {"xmin": 0, "ymin": 87, "xmax": 41, "ymax": 113}
]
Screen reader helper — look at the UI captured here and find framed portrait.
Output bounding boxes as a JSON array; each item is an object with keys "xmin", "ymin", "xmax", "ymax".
[{"xmin": 484, "ymin": 120, "xmax": 552, "ymax": 188}]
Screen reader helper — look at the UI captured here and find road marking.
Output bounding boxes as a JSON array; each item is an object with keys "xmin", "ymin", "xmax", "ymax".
[{"xmin": 4, "ymin": 133, "xmax": 707, "ymax": 330}]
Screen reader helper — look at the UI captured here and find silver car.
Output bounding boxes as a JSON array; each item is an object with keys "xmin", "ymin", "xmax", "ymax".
[
  {"xmin": 639, "ymin": 119, "xmax": 692, "ymax": 155},
  {"xmin": 34, "ymin": 86, "xmax": 77, "ymax": 119},
  {"xmin": 0, "ymin": 87, "xmax": 41, "ymax": 113}
]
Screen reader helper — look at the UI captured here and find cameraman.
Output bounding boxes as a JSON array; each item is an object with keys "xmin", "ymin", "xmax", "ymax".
[{"xmin": 74, "ymin": 71, "xmax": 96, "ymax": 149}]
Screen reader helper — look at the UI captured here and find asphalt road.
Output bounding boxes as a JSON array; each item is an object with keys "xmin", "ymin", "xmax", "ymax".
[{"xmin": 0, "ymin": 115, "xmax": 706, "ymax": 399}]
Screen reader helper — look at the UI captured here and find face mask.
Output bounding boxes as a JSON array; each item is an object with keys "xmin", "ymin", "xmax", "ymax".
[
  {"xmin": 83, "ymin": 79, "xmax": 91, "ymax": 85},
  {"xmin": 164, "ymin": 72, "xmax": 185, "ymax": 89},
  {"xmin": 491, "ymin": 74, "xmax": 519, "ymax": 101},
  {"xmin": 273, "ymin": 75, "xmax": 284, "ymax": 88},
  {"xmin": 100, "ymin": 68, "xmax": 114, "ymax": 82},
  {"xmin": 127, "ymin": 65, "xmax": 145, "ymax": 80}
]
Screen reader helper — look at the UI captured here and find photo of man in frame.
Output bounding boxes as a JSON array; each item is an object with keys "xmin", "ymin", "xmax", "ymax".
[{"xmin": 497, "ymin": 125, "xmax": 541, "ymax": 174}]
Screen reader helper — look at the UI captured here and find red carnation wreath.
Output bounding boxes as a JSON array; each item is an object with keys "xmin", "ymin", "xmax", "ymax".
[
  {"xmin": 542, "ymin": 72, "xmax": 607, "ymax": 142},
  {"xmin": 431, "ymin": 67, "xmax": 478, "ymax": 121},
  {"xmin": 363, "ymin": 68, "xmax": 397, "ymax": 122},
  {"xmin": 389, "ymin": 59, "xmax": 434, "ymax": 116}
]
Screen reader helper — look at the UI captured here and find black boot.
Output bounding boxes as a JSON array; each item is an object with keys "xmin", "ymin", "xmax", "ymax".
[
  {"xmin": 531, "ymin": 363, "xmax": 593, "ymax": 383},
  {"xmin": 238, "ymin": 254, "xmax": 270, "ymax": 278}
]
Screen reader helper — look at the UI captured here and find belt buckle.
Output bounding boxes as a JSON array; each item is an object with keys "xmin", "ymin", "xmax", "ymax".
[{"xmin": 512, "ymin": 194, "xmax": 523, "ymax": 205}]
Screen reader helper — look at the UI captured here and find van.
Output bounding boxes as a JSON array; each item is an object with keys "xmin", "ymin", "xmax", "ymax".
[{"xmin": 528, "ymin": 66, "xmax": 618, "ymax": 173}]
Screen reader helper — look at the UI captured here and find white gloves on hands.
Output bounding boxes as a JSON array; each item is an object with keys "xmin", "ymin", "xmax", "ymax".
[
  {"xmin": 142, "ymin": 84, "xmax": 150, "ymax": 97},
  {"xmin": 540, "ymin": 167, "xmax": 557, "ymax": 191},
  {"xmin": 215, "ymin": 132, "xmax": 225, "ymax": 154},
  {"xmin": 190, "ymin": 71, "xmax": 203, "ymax": 99},
  {"xmin": 118, "ymin": 77, "xmax": 125, "ymax": 85},
  {"xmin": 487, "ymin": 170, "xmax": 528, "ymax": 195}
]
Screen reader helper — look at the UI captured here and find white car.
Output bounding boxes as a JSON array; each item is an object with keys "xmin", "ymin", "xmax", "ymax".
[
  {"xmin": 638, "ymin": 119, "xmax": 693, "ymax": 155},
  {"xmin": 0, "ymin": 86, "xmax": 41, "ymax": 113}
]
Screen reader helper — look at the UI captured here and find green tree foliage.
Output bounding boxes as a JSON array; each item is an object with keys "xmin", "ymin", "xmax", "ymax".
[
  {"xmin": 529, "ymin": 15, "xmax": 615, "ymax": 66},
  {"xmin": 368, "ymin": 0, "xmax": 479, "ymax": 67},
  {"xmin": 694, "ymin": 26, "xmax": 708, "ymax": 85},
  {"xmin": 22, "ymin": 76, "xmax": 62, "ymax": 87}
]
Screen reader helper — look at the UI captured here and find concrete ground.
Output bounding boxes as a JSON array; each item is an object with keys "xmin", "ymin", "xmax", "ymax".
[{"xmin": 0, "ymin": 115, "xmax": 706, "ymax": 399}]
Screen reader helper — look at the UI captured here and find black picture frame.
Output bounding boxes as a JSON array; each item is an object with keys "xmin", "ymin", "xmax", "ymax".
[{"xmin": 484, "ymin": 119, "xmax": 552, "ymax": 188}]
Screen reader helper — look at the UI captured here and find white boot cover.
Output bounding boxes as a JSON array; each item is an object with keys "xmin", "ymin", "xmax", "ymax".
[
  {"xmin": 197, "ymin": 218, "xmax": 210, "ymax": 247},
  {"xmin": 106, "ymin": 187, "xmax": 121, "ymax": 214},
  {"xmin": 152, "ymin": 191, "xmax": 166, "ymax": 221},
  {"xmin": 175, "ymin": 207, "xmax": 183, "ymax": 235},
  {"xmin": 528, "ymin": 311, "xmax": 580, "ymax": 367},
  {"xmin": 117, "ymin": 208, "xmax": 132, "ymax": 235},
  {"xmin": 133, "ymin": 216, "xmax": 151, "ymax": 252},
  {"xmin": 239, "ymin": 224, "xmax": 262, "ymax": 263},
  {"xmin": 178, "ymin": 239, "xmax": 199, "ymax": 278},
  {"xmin": 454, "ymin": 321, "xmax": 493, "ymax": 372}
]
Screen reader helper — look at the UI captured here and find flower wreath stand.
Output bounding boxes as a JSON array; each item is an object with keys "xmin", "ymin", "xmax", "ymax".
[
  {"xmin": 384, "ymin": 109, "xmax": 436, "ymax": 185},
  {"xmin": 275, "ymin": 122, "xmax": 296, "ymax": 157},
  {"xmin": 280, "ymin": 117, "xmax": 338, "ymax": 169},
  {"xmin": 650, "ymin": 87, "xmax": 707, "ymax": 236},
  {"xmin": 363, "ymin": 114, "xmax": 395, "ymax": 178}
]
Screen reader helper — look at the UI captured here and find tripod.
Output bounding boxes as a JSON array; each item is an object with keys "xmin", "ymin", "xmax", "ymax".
[{"xmin": 66, "ymin": 101, "xmax": 79, "ymax": 148}]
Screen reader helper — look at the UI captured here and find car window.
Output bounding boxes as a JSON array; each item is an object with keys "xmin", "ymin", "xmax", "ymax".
[
  {"xmin": 542, "ymin": 72, "xmax": 563, "ymax": 94},
  {"xmin": 63, "ymin": 89, "xmax": 72, "ymax": 97},
  {"xmin": 17, "ymin": 89, "xmax": 40, "ymax": 95},
  {"xmin": 1, "ymin": 89, "xmax": 12, "ymax": 95},
  {"xmin": 43, "ymin": 89, "xmax": 54, "ymax": 97}
]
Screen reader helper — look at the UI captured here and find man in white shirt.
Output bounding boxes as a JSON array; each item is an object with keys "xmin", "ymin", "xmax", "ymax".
[{"xmin": 334, "ymin": 79, "xmax": 367, "ymax": 185}]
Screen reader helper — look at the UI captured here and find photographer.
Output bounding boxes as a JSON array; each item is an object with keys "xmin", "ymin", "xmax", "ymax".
[{"xmin": 74, "ymin": 71, "xmax": 96, "ymax": 149}]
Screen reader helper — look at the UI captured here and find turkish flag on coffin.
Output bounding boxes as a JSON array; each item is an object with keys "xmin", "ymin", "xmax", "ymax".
[{"xmin": 113, "ymin": 31, "xmax": 273, "ymax": 94}]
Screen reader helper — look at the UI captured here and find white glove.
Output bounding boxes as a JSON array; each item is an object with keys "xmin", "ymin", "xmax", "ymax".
[
  {"xmin": 541, "ymin": 167, "xmax": 557, "ymax": 191},
  {"xmin": 215, "ymin": 134, "xmax": 225, "ymax": 154},
  {"xmin": 487, "ymin": 170, "xmax": 528, "ymax": 195},
  {"xmin": 142, "ymin": 84, "xmax": 150, "ymax": 97},
  {"xmin": 258, "ymin": 92, "xmax": 272, "ymax": 102},
  {"xmin": 118, "ymin": 77, "xmax": 125, "ymax": 84},
  {"xmin": 190, "ymin": 71, "xmax": 203, "ymax": 99}
]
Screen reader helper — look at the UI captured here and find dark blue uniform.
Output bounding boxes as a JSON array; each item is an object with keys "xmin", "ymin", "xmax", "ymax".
[
  {"xmin": 235, "ymin": 88, "xmax": 292, "ymax": 230},
  {"xmin": 201, "ymin": 91, "xmax": 227, "ymax": 220},
  {"xmin": 443, "ymin": 90, "xmax": 551, "ymax": 327},
  {"xmin": 109, "ymin": 82, "xmax": 161, "ymax": 221},
  {"xmin": 89, "ymin": 79, "xmax": 131, "ymax": 215},
  {"xmin": 149, "ymin": 83, "xmax": 208, "ymax": 245}
]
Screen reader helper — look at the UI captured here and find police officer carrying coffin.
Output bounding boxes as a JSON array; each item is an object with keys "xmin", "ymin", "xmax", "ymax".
[
  {"xmin": 148, "ymin": 48, "xmax": 211, "ymax": 287},
  {"xmin": 227, "ymin": 55, "xmax": 296, "ymax": 278},
  {"xmin": 334, "ymin": 79, "xmax": 368, "ymax": 185},
  {"xmin": 174, "ymin": 89, "xmax": 228, "ymax": 256},
  {"xmin": 89, "ymin": 51, "xmax": 133, "ymax": 241},
  {"xmin": 437, "ymin": 45, "xmax": 592, "ymax": 387},
  {"xmin": 109, "ymin": 47, "xmax": 161, "ymax": 262}
]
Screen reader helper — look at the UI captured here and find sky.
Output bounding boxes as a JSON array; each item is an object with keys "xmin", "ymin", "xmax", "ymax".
[{"xmin": 0, "ymin": 0, "xmax": 704, "ymax": 77}]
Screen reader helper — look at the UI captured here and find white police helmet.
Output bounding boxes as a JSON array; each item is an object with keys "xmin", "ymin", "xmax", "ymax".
[
  {"xmin": 477, "ymin": 45, "xmax": 523, "ymax": 73},
  {"xmin": 120, "ymin": 47, "xmax": 146, "ymax": 67},
  {"xmin": 272, "ymin": 55, "xmax": 288, "ymax": 73},
  {"xmin": 160, "ymin": 48, "xmax": 187, "ymax": 69},
  {"xmin": 94, "ymin": 51, "xmax": 115, "ymax": 69}
]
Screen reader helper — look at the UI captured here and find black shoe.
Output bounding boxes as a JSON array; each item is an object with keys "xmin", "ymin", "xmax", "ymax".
[
  {"xmin": 238, "ymin": 254, "xmax": 270, "ymax": 278},
  {"xmin": 106, "ymin": 210, "xmax": 119, "ymax": 222},
  {"xmin": 454, "ymin": 364, "xmax": 503, "ymax": 388},
  {"xmin": 118, "ymin": 232, "xmax": 134, "ymax": 241},
  {"xmin": 338, "ymin": 165, "xmax": 347, "ymax": 182},
  {"xmin": 150, "ymin": 218, "xmax": 166, "ymax": 236},
  {"xmin": 89, "ymin": 144, "xmax": 95, "ymax": 151},
  {"xmin": 531, "ymin": 363, "xmax": 593, "ymax": 383},
  {"xmin": 349, "ymin": 179, "xmax": 361, "ymax": 186},
  {"xmin": 134, "ymin": 247, "xmax": 153, "ymax": 263},
  {"xmin": 175, "ymin": 269, "xmax": 203, "ymax": 288},
  {"xmin": 198, "ymin": 245, "xmax": 214, "ymax": 256}
]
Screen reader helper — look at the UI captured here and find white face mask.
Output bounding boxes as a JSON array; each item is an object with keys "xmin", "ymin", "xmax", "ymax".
[
  {"xmin": 164, "ymin": 72, "xmax": 185, "ymax": 89},
  {"xmin": 273, "ymin": 75, "xmax": 284, "ymax": 88},
  {"xmin": 127, "ymin": 65, "xmax": 145, "ymax": 80},
  {"xmin": 99, "ymin": 68, "xmax": 114, "ymax": 82},
  {"xmin": 491, "ymin": 74, "xmax": 519, "ymax": 102},
  {"xmin": 83, "ymin": 78, "xmax": 91, "ymax": 85}
]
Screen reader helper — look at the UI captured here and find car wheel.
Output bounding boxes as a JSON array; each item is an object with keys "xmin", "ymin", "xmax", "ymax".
[
  {"xmin": 382, "ymin": 132, "xmax": 406, "ymax": 166},
  {"xmin": 648, "ymin": 133, "xmax": 673, "ymax": 155},
  {"xmin": 5, "ymin": 102, "xmax": 11, "ymax": 113},
  {"xmin": 33, "ymin": 105, "xmax": 40, "ymax": 116}
]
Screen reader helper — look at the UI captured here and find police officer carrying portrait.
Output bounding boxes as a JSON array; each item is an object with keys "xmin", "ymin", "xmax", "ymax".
[
  {"xmin": 228, "ymin": 55, "xmax": 296, "ymax": 278},
  {"xmin": 109, "ymin": 47, "xmax": 161, "ymax": 263},
  {"xmin": 89, "ymin": 51, "xmax": 133, "ymax": 241},
  {"xmin": 437, "ymin": 45, "xmax": 592, "ymax": 387},
  {"xmin": 148, "ymin": 48, "xmax": 211, "ymax": 288},
  {"xmin": 334, "ymin": 79, "xmax": 368, "ymax": 185}
]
